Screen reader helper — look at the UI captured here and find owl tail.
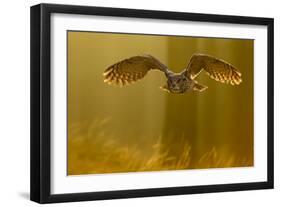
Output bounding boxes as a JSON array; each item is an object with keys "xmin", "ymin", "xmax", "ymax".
[{"xmin": 193, "ymin": 83, "xmax": 208, "ymax": 92}]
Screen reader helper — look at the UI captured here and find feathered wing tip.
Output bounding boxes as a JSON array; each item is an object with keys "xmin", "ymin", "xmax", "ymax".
[
  {"xmin": 103, "ymin": 61, "xmax": 141, "ymax": 87},
  {"xmin": 103, "ymin": 55, "xmax": 168, "ymax": 87},
  {"xmin": 103, "ymin": 66, "xmax": 114, "ymax": 76},
  {"xmin": 206, "ymin": 66, "xmax": 242, "ymax": 86}
]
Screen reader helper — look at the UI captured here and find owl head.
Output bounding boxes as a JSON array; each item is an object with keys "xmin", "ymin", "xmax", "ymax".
[{"xmin": 166, "ymin": 74, "xmax": 190, "ymax": 93}]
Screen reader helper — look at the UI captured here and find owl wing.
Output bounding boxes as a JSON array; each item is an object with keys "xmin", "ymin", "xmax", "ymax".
[
  {"xmin": 185, "ymin": 54, "xmax": 242, "ymax": 85},
  {"xmin": 103, "ymin": 55, "xmax": 168, "ymax": 86}
]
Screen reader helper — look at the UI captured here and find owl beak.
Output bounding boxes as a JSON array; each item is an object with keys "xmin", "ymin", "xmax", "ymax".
[{"xmin": 160, "ymin": 85, "xmax": 170, "ymax": 93}]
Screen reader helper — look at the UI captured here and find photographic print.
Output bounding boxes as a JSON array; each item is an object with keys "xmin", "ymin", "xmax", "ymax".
[
  {"xmin": 31, "ymin": 4, "xmax": 273, "ymax": 203},
  {"xmin": 67, "ymin": 31, "xmax": 253, "ymax": 175}
]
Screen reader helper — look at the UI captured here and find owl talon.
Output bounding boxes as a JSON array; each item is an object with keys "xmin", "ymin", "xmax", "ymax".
[
  {"xmin": 193, "ymin": 83, "xmax": 208, "ymax": 92},
  {"xmin": 160, "ymin": 85, "xmax": 170, "ymax": 93}
]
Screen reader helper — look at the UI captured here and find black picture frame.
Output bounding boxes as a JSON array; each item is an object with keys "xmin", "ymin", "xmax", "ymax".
[{"xmin": 30, "ymin": 3, "xmax": 274, "ymax": 204}]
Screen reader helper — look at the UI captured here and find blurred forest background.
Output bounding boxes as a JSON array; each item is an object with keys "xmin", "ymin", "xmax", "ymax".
[{"xmin": 67, "ymin": 31, "xmax": 253, "ymax": 175}]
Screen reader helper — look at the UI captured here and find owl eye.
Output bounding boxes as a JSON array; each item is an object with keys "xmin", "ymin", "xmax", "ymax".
[{"xmin": 171, "ymin": 82, "xmax": 176, "ymax": 87}]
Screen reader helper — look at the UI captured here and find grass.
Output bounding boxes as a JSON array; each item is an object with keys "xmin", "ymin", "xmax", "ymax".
[{"xmin": 68, "ymin": 118, "xmax": 253, "ymax": 175}]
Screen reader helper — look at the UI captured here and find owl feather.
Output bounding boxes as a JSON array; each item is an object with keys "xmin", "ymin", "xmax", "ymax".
[
  {"xmin": 185, "ymin": 54, "xmax": 242, "ymax": 85},
  {"xmin": 103, "ymin": 55, "xmax": 168, "ymax": 86}
]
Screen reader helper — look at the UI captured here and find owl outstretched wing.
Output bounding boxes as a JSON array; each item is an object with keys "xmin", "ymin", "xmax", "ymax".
[
  {"xmin": 103, "ymin": 55, "xmax": 169, "ymax": 86},
  {"xmin": 185, "ymin": 54, "xmax": 242, "ymax": 85}
]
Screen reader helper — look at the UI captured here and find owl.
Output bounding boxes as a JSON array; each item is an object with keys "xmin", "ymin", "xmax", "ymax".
[{"xmin": 103, "ymin": 54, "xmax": 242, "ymax": 94}]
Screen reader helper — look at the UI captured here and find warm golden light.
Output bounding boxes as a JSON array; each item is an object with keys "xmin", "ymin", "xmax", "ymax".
[{"xmin": 67, "ymin": 31, "xmax": 253, "ymax": 175}]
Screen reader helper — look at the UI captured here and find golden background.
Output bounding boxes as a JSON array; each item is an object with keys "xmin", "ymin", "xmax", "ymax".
[{"xmin": 67, "ymin": 31, "xmax": 254, "ymax": 175}]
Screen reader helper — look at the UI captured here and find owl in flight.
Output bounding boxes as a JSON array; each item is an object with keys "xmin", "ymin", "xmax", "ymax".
[{"xmin": 103, "ymin": 54, "xmax": 242, "ymax": 94}]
